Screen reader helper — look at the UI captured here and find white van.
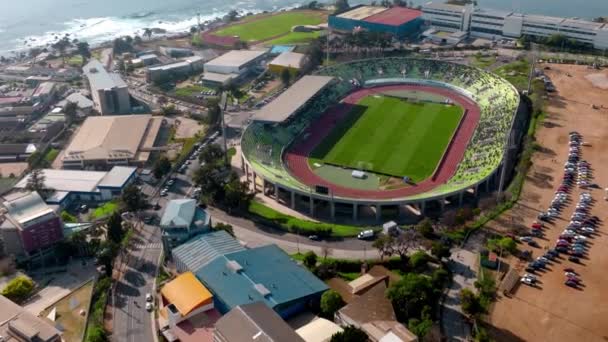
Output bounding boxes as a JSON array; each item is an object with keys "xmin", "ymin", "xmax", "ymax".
[{"xmin": 357, "ymin": 230, "xmax": 375, "ymax": 240}]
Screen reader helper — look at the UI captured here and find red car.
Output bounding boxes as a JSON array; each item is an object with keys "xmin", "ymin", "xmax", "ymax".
[{"xmin": 532, "ymin": 223, "xmax": 542, "ymax": 229}]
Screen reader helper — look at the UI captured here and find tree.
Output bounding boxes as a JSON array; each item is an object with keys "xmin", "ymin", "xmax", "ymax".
[
  {"xmin": 430, "ymin": 241, "xmax": 451, "ymax": 260},
  {"xmin": 227, "ymin": 10, "xmax": 239, "ymax": 22},
  {"xmin": 387, "ymin": 273, "xmax": 438, "ymax": 322},
  {"xmin": 204, "ymin": 100, "xmax": 222, "ymax": 127},
  {"xmin": 133, "ymin": 35, "xmax": 143, "ymax": 45},
  {"xmin": 199, "ymin": 144, "xmax": 225, "ymax": 165},
  {"xmin": 223, "ymin": 174, "xmax": 253, "ymax": 212},
  {"xmin": 143, "ymin": 28, "xmax": 153, "ymax": 41},
  {"xmin": 1, "ymin": 276, "xmax": 35, "ymax": 302},
  {"xmin": 87, "ymin": 326, "xmax": 108, "ymax": 342},
  {"xmin": 96, "ymin": 241, "xmax": 118, "ymax": 277},
  {"xmin": 280, "ymin": 68, "xmax": 291, "ymax": 86},
  {"xmin": 334, "ymin": 0, "xmax": 350, "ymax": 14},
  {"xmin": 213, "ymin": 222, "xmax": 235, "ymax": 237},
  {"xmin": 25, "ymin": 168, "xmax": 47, "ymax": 197},
  {"xmin": 320, "ymin": 290, "xmax": 345, "ymax": 318},
  {"xmin": 61, "ymin": 210, "xmax": 78, "ymax": 223},
  {"xmin": 393, "ymin": 228, "xmax": 421, "ymax": 263},
  {"xmin": 307, "ymin": 1, "xmax": 320, "ymax": 9},
  {"xmin": 106, "ymin": 212, "xmax": 124, "ymax": 244},
  {"xmin": 460, "ymin": 288, "xmax": 485, "ymax": 317},
  {"xmin": 330, "ymin": 326, "xmax": 368, "ymax": 342},
  {"xmin": 408, "ymin": 250, "xmax": 430, "ymax": 272},
  {"xmin": 153, "ymin": 156, "xmax": 172, "ymax": 179},
  {"xmin": 303, "ymin": 251, "xmax": 318, "ymax": 269},
  {"xmin": 52, "ymin": 37, "xmax": 72, "ymax": 64},
  {"xmin": 321, "ymin": 243, "xmax": 333, "ymax": 260},
  {"xmin": 487, "ymin": 237, "xmax": 517, "ymax": 255},
  {"xmin": 64, "ymin": 101, "xmax": 78, "ymax": 123},
  {"xmin": 121, "ymin": 184, "xmax": 145, "ymax": 212},
  {"xmin": 76, "ymin": 41, "xmax": 91, "ymax": 63},
  {"xmin": 372, "ymin": 234, "xmax": 394, "ymax": 260},
  {"xmin": 415, "ymin": 218, "xmax": 434, "ymax": 238}
]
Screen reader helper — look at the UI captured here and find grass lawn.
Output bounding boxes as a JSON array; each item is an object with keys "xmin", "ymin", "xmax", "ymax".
[
  {"xmin": 92, "ymin": 201, "xmax": 118, "ymax": 219},
  {"xmin": 214, "ymin": 11, "xmax": 325, "ymax": 42},
  {"xmin": 495, "ymin": 59, "xmax": 531, "ymax": 91},
  {"xmin": 67, "ymin": 55, "xmax": 84, "ymax": 67},
  {"xmin": 471, "ymin": 54, "xmax": 497, "ymax": 69},
  {"xmin": 310, "ymin": 95, "xmax": 464, "ymax": 182},
  {"xmin": 266, "ymin": 31, "xmax": 322, "ymax": 45},
  {"xmin": 174, "ymin": 85, "xmax": 206, "ymax": 98},
  {"xmin": 41, "ymin": 280, "xmax": 94, "ymax": 342}
]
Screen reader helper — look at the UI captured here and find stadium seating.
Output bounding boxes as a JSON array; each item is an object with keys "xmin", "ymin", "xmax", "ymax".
[{"xmin": 241, "ymin": 57, "xmax": 520, "ymax": 199}]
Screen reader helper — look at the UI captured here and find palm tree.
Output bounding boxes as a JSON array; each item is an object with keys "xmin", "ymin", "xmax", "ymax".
[{"xmin": 143, "ymin": 28, "xmax": 153, "ymax": 41}]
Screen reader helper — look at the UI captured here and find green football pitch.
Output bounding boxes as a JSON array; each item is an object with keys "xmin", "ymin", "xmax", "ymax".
[
  {"xmin": 213, "ymin": 12, "xmax": 325, "ymax": 42},
  {"xmin": 310, "ymin": 95, "xmax": 464, "ymax": 182}
]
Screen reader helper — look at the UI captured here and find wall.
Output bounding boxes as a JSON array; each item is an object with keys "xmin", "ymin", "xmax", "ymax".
[{"xmin": 19, "ymin": 216, "xmax": 63, "ymax": 254}]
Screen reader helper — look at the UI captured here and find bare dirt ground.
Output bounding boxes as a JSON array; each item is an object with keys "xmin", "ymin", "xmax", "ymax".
[
  {"xmin": 0, "ymin": 162, "xmax": 27, "ymax": 177},
  {"xmin": 173, "ymin": 117, "xmax": 203, "ymax": 139},
  {"xmin": 486, "ymin": 64, "xmax": 608, "ymax": 342}
]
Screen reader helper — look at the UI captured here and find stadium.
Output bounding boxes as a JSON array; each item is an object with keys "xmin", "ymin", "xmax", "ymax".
[{"xmin": 240, "ymin": 58, "xmax": 521, "ymax": 222}]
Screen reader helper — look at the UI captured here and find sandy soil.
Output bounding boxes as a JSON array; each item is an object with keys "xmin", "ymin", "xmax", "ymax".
[
  {"xmin": 585, "ymin": 71, "xmax": 608, "ymax": 89},
  {"xmin": 487, "ymin": 64, "xmax": 608, "ymax": 342},
  {"xmin": 173, "ymin": 117, "xmax": 203, "ymax": 139},
  {"xmin": 0, "ymin": 162, "xmax": 27, "ymax": 177}
]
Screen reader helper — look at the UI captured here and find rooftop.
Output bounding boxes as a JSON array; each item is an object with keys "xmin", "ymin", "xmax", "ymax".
[
  {"xmin": 0, "ymin": 295, "xmax": 61, "ymax": 342},
  {"xmin": 295, "ymin": 318, "xmax": 343, "ymax": 342},
  {"xmin": 196, "ymin": 245, "xmax": 328, "ymax": 312},
  {"xmin": 3, "ymin": 192, "xmax": 55, "ymax": 226},
  {"xmin": 337, "ymin": 6, "xmax": 387, "ymax": 20},
  {"xmin": 161, "ymin": 272, "xmax": 213, "ymax": 317},
  {"xmin": 58, "ymin": 92, "xmax": 94, "ymax": 109},
  {"xmin": 253, "ymin": 75, "xmax": 334, "ymax": 123},
  {"xmin": 337, "ymin": 281, "xmax": 395, "ymax": 324},
  {"xmin": 205, "ymin": 50, "xmax": 267, "ymax": 68},
  {"xmin": 269, "ymin": 52, "xmax": 306, "ymax": 69},
  {"xmin": 97, "ymin": 166, "xmax": 137, "ymax": 188},
  {"xmin": 160, "ymin": 199, "xmax": 202, "ymax": 228},
  {"xmin": 16, "ymin": 169, "xmax": 107, "ymax": 193},
  {"xmin": 32, "ymin": 82, "xmax": 56, "ymax": 97},
  {"xmin": 215, "ymin": 302, "xmax": 305, "ymax": 342},
  {"xmin": 83, "ymin": 59, "xmax": 127, "ymax": 91},
  {"xmin": 422, "ymin": 2, "xmax": 469, "ymax": 12},
  {"xmin": 363, "ymin": 7, "xmax": 422, "ymax": 26},
  {"xmin": 148, "ymin": 56, "xmax": 204, "ymax": 72},
  {"xmin": 172, "ymin": 230, "xmax": 245, "ymax": 272},
  {"xmin": 62, "ymin": 114, "xmax": 160, "ymax": 163}
]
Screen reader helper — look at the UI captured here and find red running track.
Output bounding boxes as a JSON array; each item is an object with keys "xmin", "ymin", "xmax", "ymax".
[{"xmin": 283, "ymin": 84, "xmax": 481, "ymax": 200}]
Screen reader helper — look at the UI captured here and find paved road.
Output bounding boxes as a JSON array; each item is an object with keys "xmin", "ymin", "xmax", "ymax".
[{"xmin": 111, "ymin": 221, "xmax": 162, "ymax": 342}]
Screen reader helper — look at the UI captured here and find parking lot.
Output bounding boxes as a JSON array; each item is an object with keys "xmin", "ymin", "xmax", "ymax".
[{"xmin": 487, "ymin": 64, "xmax": 608, "ymax": 341}]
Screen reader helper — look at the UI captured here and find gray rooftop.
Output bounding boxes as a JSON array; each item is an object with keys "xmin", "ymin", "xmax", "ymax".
[
  {"xmin": 97, "ymin": 166, "xmax": 137, "ymax": 188},
  {"xmin": 83, "ymin": 59, "xmax": 127, "ymax": 91},
  {"xmin": 171, "ymin": 230, "xmax": 245, "ymax": 272},
  {"xmin": 148, "ymin": 56, "xmax": 204, "ymax": 72},
  {"xmin": 2, "ymin": 192, "xmax": 54, "ymax": 226},
  {"xmin": 0, "ymin": 295, "xmax": 61, "ymax": 342},
  {"xmin": 253, "ymin": 75, "xmax": 334, "ymax": 123},
  {"xmin": 205, "ymin": 50, "xmax": 267, "ymax": 69}
]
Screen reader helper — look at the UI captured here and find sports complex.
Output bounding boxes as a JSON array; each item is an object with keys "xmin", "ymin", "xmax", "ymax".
[{"xmin": 240, "ymin": 58, "xmax": 522, "ymax": 221}]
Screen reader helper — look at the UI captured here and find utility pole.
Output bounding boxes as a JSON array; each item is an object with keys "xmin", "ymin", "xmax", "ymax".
[
  {"xmin": 326, "ymin": 27, "xmax": 331, "ymax": 66},
  {"xmin": 220, "ymin": 91, "xmax": 229, "ymax": 165}
]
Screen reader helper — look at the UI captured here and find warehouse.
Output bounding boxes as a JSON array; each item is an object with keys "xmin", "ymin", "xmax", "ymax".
[
  {"xmin": 268, "ymin": 52, "xmax": 307, "ymax": 75},
  {"xmin": 329, "ymin": 6, "xmax": 423, "ymax": 39},
  {"xmin": 146, "ymin": 56, "xmax": 205, "ymax": 83},
  {"xmin": 202, "ymin": 50, "xmax": 266, "ymax": 87}
]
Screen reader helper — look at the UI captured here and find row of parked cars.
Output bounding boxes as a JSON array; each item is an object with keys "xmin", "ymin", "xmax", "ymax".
[{"xmin": 521, "ymin": 132, "xmax": 595, "ymax": 289}]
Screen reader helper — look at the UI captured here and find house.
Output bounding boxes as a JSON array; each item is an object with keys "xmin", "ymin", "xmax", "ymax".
[
  {"xmin": 160, "ymin": 199, "xmax": 211, "ymax": 250},
  {"xmin": 0, "ymin": 295, "xmax": 62, "ymax": 342},
  {"xmin": 214, "ymin": 302, "xmax": 305, "ymax": 342},
  {"xmin": 295, "ymin": 318, "xmax": 343, "ymax": 342},
  {"xmin": 196, "ymin": 244, "xmax": 328, "ymax": 318},
  {"xmin": 171, "ymin": 230, "xmax": 245, "ymax": 273},
  {"xmin": 160, "ymin": 272, "xmax": 214, "ymax": 327},
  {"xmin": 15, "ymin": 166, "xmax": 137, "ymax": 207},
  {"xmin": 0, "ymin": 192, "xmax": 63, "ymax": 259}
]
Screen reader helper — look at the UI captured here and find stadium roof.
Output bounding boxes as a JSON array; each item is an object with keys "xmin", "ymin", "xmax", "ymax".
[
  {"xmin": 205, "ymin": 50, "xmax": 267, "ymax": 69},
  {"xmin": 62, "ymin": 115, "xmax": 160, "ymax": 163},
  {"xmin": 364, "ymin": 7, "xmax": 422, "ymax": 26},
  {"xmin": 338, "ymin": 6, "xmax": 386, "ymax": 20},
  {"xmin": 172, "ymin": 230, "xmax": 246, "ymax": 272},
  {"xmin": 253, "ymin": 75, "xmax": 334, "ymax": 123},
  {"xmin": 83, "ymin": 59, "xmax": 127, "ymax": 91},
  {"xmin": 161, "ymin": 272, "xmax": 213, "ymax": 317},
  {"xmin": 269, "ymin": 52, "xmax": 306, "ymax": 69}
]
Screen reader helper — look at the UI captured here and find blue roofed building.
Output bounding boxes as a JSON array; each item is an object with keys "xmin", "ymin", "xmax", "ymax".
[
  {"xmin": 160, "ymin": 199, "xmax": 211, "ymax": 250},
  {"xmin": 195, "ymin": 244, "xmax": 328, "ymax": 318},
  {"xmin": 171, "ymin": 230, "xmax": 245, "ymax": 273}
]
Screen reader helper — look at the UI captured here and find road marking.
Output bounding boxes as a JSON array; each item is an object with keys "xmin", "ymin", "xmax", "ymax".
[{"xmin": 133, "ymin": 242, "xmax": 162, "ymax": 250}]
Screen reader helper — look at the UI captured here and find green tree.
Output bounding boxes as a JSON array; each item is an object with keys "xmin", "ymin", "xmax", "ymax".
[
  {"xmin": 430, "ymin": 241, "xmax": 451, "ymax": 260},
  {"xmin": 64, "ymin": 101, "xmax": 78, "ymax": 124},
  {"xmin": 303, "ymin": 251, "xmax": 318, "ymax": 269},
  {"xmin": 320, "ymin": 290, "xmax": 345, "ymax": 318},
  {"xmin": 96, "ymin": 241, "xmax": 118, "ymax": 277},
  {"xmin": 487, "ymin": 237, "xmax": 517, "ymax": 255},
  {"xmin": 431, "ymin": 268, "xmax": 450, "ymax": 288},
  {"xmin": 76, "ymin": 41, "xmax": 91, "ymax": 63},
  {"xmin": 334, "ymin": 0, "xmax": 350, "ymax": 14},
  {"xmin": 25, "ymin": 168, "xmax": 48, "ymax": 197},
  {"xmin": 280, "ymin": 68, "xmax": 291, "ymax": 86},
  {"xmin": 223, "ymin": 173, "xmax": 253, "ymax": 212},
  {"xmin": 227, "ymin": 10, "xmax": 239, "ymax": 22},
  {"xmin": 198, "ymin": 144, "xmax": 225, "ymax": 165},
  {"xmin": 204, "ymin": 100, "xmax": 222, "ymax": 127},
  {"xmin": 143, "ymin": 28, "xmax": 153, "ymax": 40},
  {"xmin": 1, "ymin": 276, "xmax": 35, "ymax": 302},
  {"xmin": 153, "ymin": 156, "xmax": 172, "ymax": 179},
  {"xmin": 415, "ymin": 218, "xmax": 434, "ymax": 238},
  {"xmin": 408, "ymin": 251, "xmax": 430, "ymax": 272},
  {"xmin": 330, "ymin": 326, "xmax": 368, "ymax": 342},
  {"xmin": 460, "ymin": 288, "xmax": 485, "ymax": 317},
  {"xmin": 106, "ymin": 212, "xmax": 124, "ymax": 244},
  {"xmin": 213, "ymin": 222, "xmax": 235, "ymax": 237},
  {"xmin": 372, "ymin": 233, "xmax": 394, "ymax": 260},
  {"xmin": 86, "ymin": 326, "xmax": 107, "ymax": 342},
  {"xmin": 121, "ymin": 184, "xmax": 145, "ymax": 212},
  {"xmin": 387, "ymin": 273, "xmax": 438, "ymax": 322},
  {"xmin": 61, "ymin": 210, "xmax": 78, "ymax": 223}
]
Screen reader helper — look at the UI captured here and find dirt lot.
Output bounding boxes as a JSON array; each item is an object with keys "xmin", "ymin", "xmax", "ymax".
[{"xmin": 487, "ymin": 64, "xmax": 608, "ymax": 342}]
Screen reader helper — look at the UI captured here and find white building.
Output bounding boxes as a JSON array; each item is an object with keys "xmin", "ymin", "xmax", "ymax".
[
  {"xmin": 146, "ymin": 56, "xmax": 205, "ymax": 83},
  {"xmin": 421, "ymin": 2, "xmax": 608, "ymax": 49},
  {"xmin": 83, "ymin": 59, "xmax": 130, "ymax": 115},
  {"xmin": 202, "ymin": 50, "xmax": 267, "ymax": 87}
]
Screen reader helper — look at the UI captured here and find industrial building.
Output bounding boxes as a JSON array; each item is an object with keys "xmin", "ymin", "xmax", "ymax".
[
  {"xmin": 61, "ymin": 114, "xmax": 162, "ymax": 169},
  {"xmin": 146, "ymin": 56, "xmax": 205, "ymax": 83},
  {"xmin": 268, "ymin": 52, "xmax": 307, "ymax": 75},
  {"xmin": 83, "ymin": 59, "xmax": 130, "ymax": 115},
  {"xmin": 171, "ymin": 230, "xmax": 245, "ymax": 273},
  {"xmin": 329, "ymin": 6, "xmax": 423, "ymax": 39},
  {"xmin": 0, "ymin": 192, "xmax": 64, "ymax": 259},
  {"xmin": 0, "ymin": 143, "xmax": 37, "ymax": 163},
  {"xmin": 14, "ymin": 166, "xmax": 137, "ymax": 207},
  {"xmin": 202, "ymin": 50, "xmax": 267, "ymax": 87},
  {"xmin": 421, "ymin": 2, "xmax": 608, "ymax": 49}
]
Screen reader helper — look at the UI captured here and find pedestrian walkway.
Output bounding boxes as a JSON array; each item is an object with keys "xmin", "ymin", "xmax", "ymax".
[{"xmin": 132, "ymin": 242, "xmax": 163, "ymax": 250}]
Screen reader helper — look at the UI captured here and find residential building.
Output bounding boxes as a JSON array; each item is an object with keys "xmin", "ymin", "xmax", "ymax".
[
  {"xmin": 61, "ymin": 114, "xmax": 162, "ymax": 169},
  {"xmin": 146, "ymin": 56, "xmax": 205, "ymax": 83},
  {"xmin": 83, "ymin": 59, "xmax": 130, "ymax": 115},
  {"xmin": 160, "ymin": 272, "xmax": 214, "ymax": 327},
  {"xmin": 196, "ymin": 244, "xmax": 328, "ymax": 318},
  {"xmin": 171, "ymin": 230, "xmax": 245, "ymax": 273},
  {"xmin": 268, "ymin": 52, "xmax": 307, "ymax": 75},
  {"xmin": 14, "ymin": 166, "xmax": 137, "ymax": 207},
  {"xmin": 31, "ymin": 82, "xmax": 57, "ymax": 108},
  {"xmin": 0, "ymin": 143, "xmax": 37, "ymax": 163},
  {"xmin": 295, "ymin": 318, "xmax": 343, "ymax": 342},
  {"xmin": 27, "ymin": 111, "xmax": 65, "ymax": 134},
  {"xmin": 213, "ymin": 302, "xmax": 305, "ymax": 342},
  {"xmin": 57, "ymin": 92, "xmax": 94, "ymax": 116},
  {"xmin": 202, "ymin": 50, "xmax": 267, "ymax": 87},
  {"xmin": 160, "ymin": 199, "xmax": 211, "ymax": 250},
  {"xmin": 0, "ymin": 192, "xmax": 63, "ymax": 258},
  {"xmin": 329, "ymin": 6, "xmax": 423, "ymax": 39},
  {"xmin": 0, "ymin": 295, "xmax": 62, "ymax": 342},
  {"xmin": 421, "ymin": 2, "xmax": 608, "ymax": 49}
]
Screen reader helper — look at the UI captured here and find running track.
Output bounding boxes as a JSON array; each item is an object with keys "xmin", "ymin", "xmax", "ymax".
[{"xmin": 283, "ymin": 85, "xmax": 481, "ymax": 200}]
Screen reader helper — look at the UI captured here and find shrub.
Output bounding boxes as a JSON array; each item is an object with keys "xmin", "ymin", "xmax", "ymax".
[
  {"xmin": 320, "ymin": 290, "xmax": 344, "ymax": 318},
  {"xmin": 303, "ymin": 251, "xmax": 318, "ymax": 269},
  {"xmin": 1, "ymin": 276, "xmax": 34, "ymax": 302},
  {"xmin": 408, "ymin": 251, "xmax": 430, "ymax": 272}
]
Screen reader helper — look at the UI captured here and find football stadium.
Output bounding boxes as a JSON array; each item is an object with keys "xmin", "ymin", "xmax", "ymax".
[{"xmin": 241, "ymin": 58, "xmax": 521, "ymax": 221}]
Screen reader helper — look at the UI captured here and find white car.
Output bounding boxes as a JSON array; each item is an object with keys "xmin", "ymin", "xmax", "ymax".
[
  {"xmin": 519, "ymin": 236, "xmax": 533, "ymax": 243},
  {"xmin": 146, "ymin": 293, "xmax": 153, "ymax": 302},
  {"xmin": 145, "ymin": 302, "xmax": 153, "ymax": 311},
  {"xmin": 521, "ymin": 277, "xmax": 535, "ymax": 285},
  {"xmin": 574, "ymin": 235, "xmax": 587, "ymax": 241},
  {"xmin": 581, "ymin": 227, "xmax": 595, "ymax": 233},
  {"xmin": 565, "ymin": 272, "xmax": 577, "ymax": 278},
  {"xmin": 523, "ymin": 273, "xmax": 537, "ymax": 281}
]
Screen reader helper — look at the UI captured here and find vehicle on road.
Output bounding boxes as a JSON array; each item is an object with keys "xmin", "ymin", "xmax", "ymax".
[
  {"xmin": 357, "ymin": 230, "xmax": 375, "ymax": 240},
  {"xmin": 146, "ymin": 293, "xmax": 153, "ymax": 302},
  {"xmin": 146, "ymin": 302, "xmax": 153, "ymax": 311},
  {"xmin": 308, "ymin": 235, "xmax": 320, "ymax": 241}
]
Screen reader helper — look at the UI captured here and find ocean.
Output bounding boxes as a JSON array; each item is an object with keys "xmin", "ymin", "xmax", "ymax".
[{"xmin": 0, "ymin": 0, "xmax": 607, "ymax": 56}]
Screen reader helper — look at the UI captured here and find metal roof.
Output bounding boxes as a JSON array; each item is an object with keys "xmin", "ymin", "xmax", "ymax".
[
  {"xmin": 2, "ymin": 192, "xmax": 54, "ymax": 226},
  {"xmin": 172, "ymin": 230, "xmax": 245, "ymax": 272},
  {"xmin": 97, "ymin": 166, "xmax": 136, "ymax": 188},
  {"xmin": 160, "ymin": 272, "xmax": 213, "ymax": 317},
  {"xmin": 196, "ymin": 245, "xmax": 328, "ymax": 312},
  {"xmin": 83, "ymin": 59, "xmax": 127, "ymax": 91},
  {"xmin": 269, "ymin": 52, "xmax": 306, "ymax": 69},
  {"xmin": 337, "ymin": 6, "xmax": 387, "ymax": 20},
  {"xmin": 253, "ymin": 75, "xmax": 334, "ymax": 123},
  {"xmin": 0, "ymin": 295, "xmax": 61, "ymax": 342},
  {"xmin": 15, "ymin": 169, "xmax": 106, "ymax": 193},
  {"xmin": 205, "ymin": 50, "xmax": 267, "ymax": 68}
]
